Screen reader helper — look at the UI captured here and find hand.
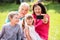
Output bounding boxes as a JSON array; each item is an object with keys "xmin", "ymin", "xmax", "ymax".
[
  {"xmin": 41, "ymin": 14, "xmax": 48, "ymax": 24},
  {"xmin": 24, "ymin": 27, "xmax": 29, "ymax": 36},
  {"xmin": 24, "ymin": 28, "xmax": 32, "ymax": 40}
]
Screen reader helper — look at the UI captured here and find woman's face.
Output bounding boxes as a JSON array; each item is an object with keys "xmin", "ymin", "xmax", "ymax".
[
  {"xmin": 34, "ymin": 5, "xmax": 42, "ymax": 15},
  {"xmin": 26, "ymin": 18, "xmax": 33, "ymax": 26},
  {"xmin": 19, "ymin": 6, "xmax": 29, "ymax": 17}
]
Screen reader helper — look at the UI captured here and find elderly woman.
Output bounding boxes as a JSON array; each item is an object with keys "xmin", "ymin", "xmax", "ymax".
[
  {"xmin": 5, "ymin": 2, "xmax": 30, "ymax": 23},
  {"xmin": 5, "ymin": 2, "xmax": 30, "ymax": 40}
]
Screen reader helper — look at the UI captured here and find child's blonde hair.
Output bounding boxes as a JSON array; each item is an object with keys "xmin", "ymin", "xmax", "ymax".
[
  {"xmin": 26, "ymin": 14, "xmax": 34, "ymax": 25},
  {"xmin": 8, "ymin": 11, "xmax": 18, "ymax": 20},
  {"xmin": 25, "ymin": 14, "xmax": 33, "ymax": 20}
]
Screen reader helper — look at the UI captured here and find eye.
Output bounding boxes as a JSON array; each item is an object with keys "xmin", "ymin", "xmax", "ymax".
[{"xmin": 21, "ymin": 8, "xmax": 24, "ymax": 10}]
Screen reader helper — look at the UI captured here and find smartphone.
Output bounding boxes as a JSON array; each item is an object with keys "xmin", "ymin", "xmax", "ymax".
[{"xmin": 36, "ymin": 15, "xmax": 44, "ymax": 19}]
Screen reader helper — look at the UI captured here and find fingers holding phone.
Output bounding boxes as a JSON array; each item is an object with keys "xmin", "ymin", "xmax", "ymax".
[
  {"xmin": 42, "ymin": 14, "xmax": 49, "ymax": 24},
  {"xmin": 36, "ymin": 14, "xmax": 48, "ymax": 24}
]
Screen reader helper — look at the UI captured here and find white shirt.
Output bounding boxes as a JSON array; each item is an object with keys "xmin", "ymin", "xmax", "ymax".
[{"xmin": 25, "ymin": 25, "xmax": 42, "ymax": 40}]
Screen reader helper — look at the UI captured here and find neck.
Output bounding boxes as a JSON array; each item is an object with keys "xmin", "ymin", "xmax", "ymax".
[
  {"xmin": 10, "ymin": 21, "xmax": 16, "ymax": 27},
  {"xmin": 27, "ymin": 24, "xmax": 32, "ymax": 26}
]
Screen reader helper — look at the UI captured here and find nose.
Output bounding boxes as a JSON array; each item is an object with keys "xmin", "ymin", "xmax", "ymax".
[
  {"xmin": 17, "ymin": 19, "xmax": 19, "ymax": 22},
  {"xmin": 30, "ymin": 19, "xmax": 32, "ymax": 21},
  {"xmin": 36, "ymin": 9, "xmax": 39, "ymax": 12},
  {"xmin": 22, "ymin": 11, "xmax": 26, "ymax": 14}
]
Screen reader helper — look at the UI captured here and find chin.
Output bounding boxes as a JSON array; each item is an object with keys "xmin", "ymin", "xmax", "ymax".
[{"xmin": 15, "ymin": 22, "xmax": 18, "ymax": 24}]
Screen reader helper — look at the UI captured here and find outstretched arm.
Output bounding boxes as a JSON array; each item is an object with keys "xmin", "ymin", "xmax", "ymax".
[{"xmin": 24, "ymin": 27, "xmax": 32, "ymax": 40}]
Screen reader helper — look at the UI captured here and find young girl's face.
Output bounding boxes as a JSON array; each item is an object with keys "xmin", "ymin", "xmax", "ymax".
[
  {"xmin": 26, "ymin": 18, "xmax": 33, "ymax": 26},
  {"xmin": 34, "ymin": 5, "xmax": 42, "ymax": 15},
  {"xmin": 11, "ymin": 15, "xmax": 19, "ymax": 24}
]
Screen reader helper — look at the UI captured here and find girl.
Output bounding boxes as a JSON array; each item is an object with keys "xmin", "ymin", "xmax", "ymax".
[
  {"xmin": 23, "ymin": 14, "xmax": 42, "ymax": 40},
  {"xmin": 32, "ymin": 2, "xmax": 50, "ymax": 40}
]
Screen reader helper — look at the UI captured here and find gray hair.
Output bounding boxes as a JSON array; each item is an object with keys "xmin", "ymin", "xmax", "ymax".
[
  {"xmin": 8, "ymin": 11, "xmax": 18, "ymax": 19},
  {"xmin": 18, "ymin": 2, "xmax": 30, "ymax": 12}
]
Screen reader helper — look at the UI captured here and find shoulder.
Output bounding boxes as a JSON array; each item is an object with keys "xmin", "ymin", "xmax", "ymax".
[
  {"xmin": 2, "ymin": 23, "xmax": 10, "ymax": 29},
  {"xmin": 16, "ymin": 24, "xmax": 20, "ymax": 28},
  {"xmin": 3, "ymin": 23, "xmax": 10, "ymax": 26},
  {"xmin": 16, "ymin": 24, "xmax": 20, "ymax": 26},
  {"xmin": 16, "ymin": 24, "xmax": 22, "ymax": 30}
]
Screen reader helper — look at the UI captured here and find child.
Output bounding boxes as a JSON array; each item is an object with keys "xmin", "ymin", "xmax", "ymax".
[
  {"xmin": 23, "ymin": 14, "xmax": 42, "ymax": 40},
  {"xmin": 0, "ymin": 11, "xmax": 25, "ymax": 40}
]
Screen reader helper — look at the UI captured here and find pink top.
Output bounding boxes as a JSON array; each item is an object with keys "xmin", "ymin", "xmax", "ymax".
[{"xmin": 32, "ymin": 14, "xmax": 50, "ymax": 40}]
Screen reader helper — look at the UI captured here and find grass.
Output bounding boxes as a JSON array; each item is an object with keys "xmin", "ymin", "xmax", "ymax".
[
  {"xmin": 46, "ymin": 2, "xmax": 60, "ymax": 40},
  {"xmin": 44, "ymin": 2, "xmax": 60, "ymax": 40},
  {"xmin": 0, "ymin": 1, "xmax": 60, "ymax": 40},
  {"xmin": 0, "ymin": 3, "xmax": 19, "ymax": 30}
]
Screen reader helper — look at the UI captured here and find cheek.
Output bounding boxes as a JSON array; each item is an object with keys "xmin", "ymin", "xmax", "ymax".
[
  {"xmin": 24, "ymin": 10, "xmax": 28, "ymax": 14},
  {"xmin": 26, "ymin": 20, "xmax": 29, "ymax": 24},
  {"xmin": 39, "ymin": 9, "xmax": 41, "ymax": 12},
  {"xmin": 22, "ymin": 10, "xmax": 27, "ymax": 14},
  {"xmin": 26, "ymin": 11, "xmax": 28, "ymax": 13},
  {"xmin": 20, "ymin": 9, "xmax": 25, "ymax": 13},
  {"xmin": 13, "ymin": 18, "xmax": 17, "ymax": 21},
  {"xmin": 16, "ymin": 19, "xmax": 19, "ymax": 22},
  {"xmin": 29, "ymin": 20, "xmax": 33, "ymax": 23},
  {"xmin": 23, "ymin": 11, "xmax": 28, "ymax": 16},
  {"xmin": 34, "ymin": 9, "xmax": 37, "ymax": 12},
  {"xmin": 31, "ymin": 20, "xmax": 33, "ymax": 23},
  {"xmin": 13, "ymin": 19, "xmax": 16, "ymax": 22},
  {"xmin": 21, "ymin": 10, "xmax": 24, "ymax": 13}
]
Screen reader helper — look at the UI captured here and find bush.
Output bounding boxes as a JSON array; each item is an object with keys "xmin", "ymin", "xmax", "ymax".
[
  {"xmin": 1, "ymin": 0, "xmax": 15, "ymax": 3},
  {"xmin": 0, "ymin": 0, "xmax": 3, "ymax": 3},
  {"xmin": 45, "ymin": 0, "xmax": 60, "ymax": 3},
  {"xmin": 57, "ymin": 0, "xmax": 60, "ymax": 3}
]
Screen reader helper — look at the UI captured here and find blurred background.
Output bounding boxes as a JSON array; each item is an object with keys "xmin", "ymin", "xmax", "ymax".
[{"xmin": 0, "ymin": 0, "xmax": 60, "ymax": 40}]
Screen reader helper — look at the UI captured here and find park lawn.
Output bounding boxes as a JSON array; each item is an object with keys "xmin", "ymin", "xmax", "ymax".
[
  {"xmin": 0, "ymin": 3, "xmax": 19, "ymax": 30},
  {"xmin": 46, "ymin": 2, "xmax": 60, "ymax": 40},
  {"xmin": 0, "ymin": 2, "xmax": 60, "ymax": 40}
]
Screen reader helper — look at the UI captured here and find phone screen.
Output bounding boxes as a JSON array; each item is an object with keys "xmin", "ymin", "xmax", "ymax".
[{"xmin": 36, "ymin": 15, "xmax": 44, "ymax": 19}]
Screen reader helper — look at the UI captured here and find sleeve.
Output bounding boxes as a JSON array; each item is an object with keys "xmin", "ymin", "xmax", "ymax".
[
  {"xmin": 35, "ymin": 20, "xmax": 43, "ymax": 27},
  {"xmin": 35, "ymin": 14, "xmax": 50, "ymax": 27},
  {"xmin": 17, "ymin": 26, "xmax": 26, "ymax": 40},
  {"xmin": 0, "ymin": 25, "xmax": 5, "ymax": 39},
  {"xmin": 46, "ymin": 14, "xmax": 50, "ymax": 23}
]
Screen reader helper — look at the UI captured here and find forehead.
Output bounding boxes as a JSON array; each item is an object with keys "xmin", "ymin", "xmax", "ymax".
[
  {"xmin": 27, "ymin": 17, "xmax": 32, "ymax": 19},
  {"xmin": 34, "ymin": 5, "xmax": 41, "ymax": 8},
  {"xmin": 21, "ymin": 5, "xmax": 29, "ymax": 9}
]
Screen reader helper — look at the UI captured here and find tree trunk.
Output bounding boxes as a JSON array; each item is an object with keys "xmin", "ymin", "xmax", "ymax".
[
  {"xmin": 16, "ymin": 0, "xmax": 21, "ymax": 4},
  {"xmin": 57, "ymin": 0, "xmax": 60, "ymax": 3}
]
